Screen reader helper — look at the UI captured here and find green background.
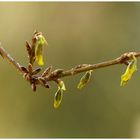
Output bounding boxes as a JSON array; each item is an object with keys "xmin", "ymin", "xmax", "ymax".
[{"xmin": 0, "ymin": 2, "xmax": 140, "ymax": 138}]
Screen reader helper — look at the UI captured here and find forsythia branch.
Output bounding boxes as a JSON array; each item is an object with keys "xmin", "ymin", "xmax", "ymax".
[
  {"xmin": 0, "ymin": 31, "xmax": 139, "ymax": 108},
  {"xmin": 0, "ymin": 46, "xmax": 140, "ymax": 81}
]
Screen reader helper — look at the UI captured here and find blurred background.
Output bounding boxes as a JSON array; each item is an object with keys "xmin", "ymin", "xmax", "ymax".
[{"xmin": 0, "ymin": 2, "xmax": 140, "ymax": 138}]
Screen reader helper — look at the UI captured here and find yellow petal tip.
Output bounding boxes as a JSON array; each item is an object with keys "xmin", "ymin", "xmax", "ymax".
[
  {"xmin": 54, "ymin": 103, "xmax": 60, "ymax": 109},
  {"xmin": 38, "ymin": 61, "xmax": 44, "ymax": 66},
  {"xmin": 77, "ymin": 83, "xmax": 84, "ymax": 89},
  {"xmin": 36, "ymin": 56, "xmax": 44, "ymax": 66}
]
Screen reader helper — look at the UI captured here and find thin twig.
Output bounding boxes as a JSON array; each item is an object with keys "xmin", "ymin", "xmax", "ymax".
[
  {"xmin": 0, "ymin": 47, "xmax": 23, "ymax": 73},
  {"xmin": 45, "ymin": 52, "xmax": 140, "ymax": 81}
]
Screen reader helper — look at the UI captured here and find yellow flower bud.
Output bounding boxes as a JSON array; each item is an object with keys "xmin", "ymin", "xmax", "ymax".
[
  {"xmin": 54, "ymin": 89, "xmax": 63, "ymax": 109},
  {"xmin": 35, "ymin": 34, "xmax": 47, "ymax": 66},
  {"xmin": 120, "ymin": 55, "xmax": 137, "ymax": 86},
  {"xmin": 77, "ymin": 70, "xmax": 92, "ymax": 89}
]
